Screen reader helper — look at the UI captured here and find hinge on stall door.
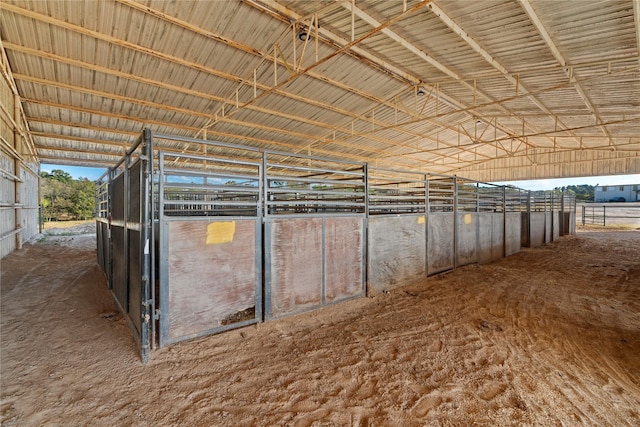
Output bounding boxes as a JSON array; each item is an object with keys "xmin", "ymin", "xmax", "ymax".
[{"xmin": 154, "ymin": 309, "xmax": 161, "ymax": 320}]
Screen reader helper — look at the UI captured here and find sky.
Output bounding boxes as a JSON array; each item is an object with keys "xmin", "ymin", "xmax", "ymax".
[
  {"xmin": 495, "ymin": 174, "xmax": 640, "ymax": 191},
  {"xmin": 42, "ymin": 163, "xmax": 639, "ymax": 191}
]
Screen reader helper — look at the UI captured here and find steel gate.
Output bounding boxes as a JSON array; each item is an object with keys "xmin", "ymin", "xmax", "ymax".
[
  {"xmin": 156, "ymin": 146, "xmax": 263, "ymax": 347},
  {"xmin": 263, "ymin": 151, "xmax": 366, "ymax": 319}
]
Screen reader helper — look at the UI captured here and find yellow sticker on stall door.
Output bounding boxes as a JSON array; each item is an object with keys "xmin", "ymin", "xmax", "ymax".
[
  {"xmin": 418, "ymin": 216, "xmax": 426, "ymax": 224},
  {"xmin": 206, "ymin": 221, "xmax": 236, "ymax": 244},
  {"xmin": 464, "ymin": 214, "xmax": 472, "ymax": 224}
]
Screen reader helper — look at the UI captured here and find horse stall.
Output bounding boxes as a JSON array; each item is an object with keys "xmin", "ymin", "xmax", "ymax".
[
  {"xmin": 155, "ymin": 140, "xmax": 263, "ymax": 348},
  {"xmin": 263, "ymin": 152, "xmax": 366, "ymax": 318},
  {"xmin": 94, "ymin": 130, "xmax": 579, "ymax": 362},
  {"xmin": 476, "ymin": 183, "xmax": 505, "ymax": 263},
  {"xmin": 561, "ymin": 193, "xmax": 577, "ymax": 235},
  {"xmin": 427, "ymin": 176, "xmax": 455, "ymax": 274},
  {"xmin": 526, "ymin": 191, "xmax": 548, "ymax": 248},
  {"xmin": 366, "ymin": 168, "xmax": 427, "ymax": 295},
  {"xmin": 95, "ymin": 176, "xmax": 109, "ymax": 279},
  {"xmin": 504, "ymin": 187, "xmax": 524, "ymax": 257},
  {"xmin": 551, "ymin": 192, "xmax": 562, "ymax": 241},
  {"xmin": 95, "ymin": 132, "xmax": 153, "ymax": 361}
]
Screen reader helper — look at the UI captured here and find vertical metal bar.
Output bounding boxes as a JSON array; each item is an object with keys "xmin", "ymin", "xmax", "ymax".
[
  {"xmin": 582, "ymin": 204, "xmax": 585, "ymax": 226},
  {"xmin": 261, "ymin": 151, "xmax": 272, "ymax": 319},
  {"xmin": 150, "ymin": 135, "xmax": 156, "ymax": 351},
  {"xmin": 158, "ymin": 150, "xmax": 167, "ymax": 347},
  {"xmin": 257, "ymin": 157, "xmax": 264, "ymax": 322},
  {"xmin": 453, "ymin": 177, "xmax": 458, "ymax": 269},
  {"xmin": 139, "ymin": 128, "xmax": 152, "ymax": 364},
  {"xmin": 527, "ymin": 190, "xmax": 531, "ymax": 247},
  {"xmin": 363, "ymin": 164, "xmax": 369, "ymax": 295},
  {"xmin": 425, "ymin": 173, "xmax": 430, "ymax": 275},
  {"xmin": 603, "ymin": 205, "xmax": 606, "ymax": 227},
  {"xmin": 264, "ymin": 219, "xmax": 272, "ymax": 319},
  {"xmin": 560, "ymin": 193, "xmax": 565, "ymax": 235},
  {"xmin": 124, "ymin": 151, "xmax": 130, "ymax": 313},
  {"xmin": 262, "ymin": 152, "xmax": 269, "ymax": 217},
  {"xmin": 502, "ymin": 186, "xmax": 506, "ymax": 258},
  {"xmin": 321, "ymin": 218, "xmax": 326, "ymax": 305}
]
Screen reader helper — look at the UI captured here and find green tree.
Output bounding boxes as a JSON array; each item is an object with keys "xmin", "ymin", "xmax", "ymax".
[
  {"xmin": 553, "ymin": 184, "xmax": 594, "ymax": 202},
  {"xmin": 41, "ymin": 171, "xmax": 95, "ymax": 221}
]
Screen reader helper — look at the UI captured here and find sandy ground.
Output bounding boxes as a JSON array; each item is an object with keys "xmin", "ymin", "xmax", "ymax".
[{"xmin": 1, "ymin": 226, "xmax": 639, "ymax": 426}]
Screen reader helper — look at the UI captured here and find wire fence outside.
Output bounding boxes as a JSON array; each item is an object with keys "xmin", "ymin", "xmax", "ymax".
[{"xmin": 580, "ymin": 202, "xmax": 640, "ymax": 227}]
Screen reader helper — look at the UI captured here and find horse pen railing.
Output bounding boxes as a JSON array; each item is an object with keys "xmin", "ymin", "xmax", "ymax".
[
  {"xmin": 263, "ymin": 151, "xmax": 367, "ymax": 318},
  {"xmin": 581, "ymin": 203, "xmax": 640, "ymax": 227},
  {"xmin": 94, "ymin": 129, "xmax": 577, "ymax": 362}
]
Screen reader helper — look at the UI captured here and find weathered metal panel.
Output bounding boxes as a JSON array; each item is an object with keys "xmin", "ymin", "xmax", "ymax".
[
  {"xmin": 128, "ymin": 230, "xmax": 141, "ymax": 334},
  {"xmin": 128, "ymin": 160, "xmax": 141, "ymax": 223},
  {"xmin": 111, "ymin": 225, "xmax": 127, "ymax": 310},
  {"xmin": 521, "ymin": 212, "xmax": 529, "ymax": 247},
  {"xmin": 478, "ymin": 213, "xmax": 504, "ymax": 263},
  {"xmin": 267, "ymin": 217, "xmax": 323, "ymax": 318},
  {"xmin": 96, "ymin": 220, "xmax": 107, "ymax": 273},
  {"xmin": 552, "ymin": 211, "xmax": 561, "ymax": 241},
  {"xmin": 166, "ymin": 219, "xmax": 258, "ymax": 340},
  {"xmin": 505, "ymin": 213, "xmax": 521, "ymax": 256},
  {"xmin": 456, "ymin": 212, "xmax": 477, "ymax": 267},
  {"xmin": 544, "ymin": 212, "xmax": 552, "ymax": 243},
  {"xmin": 111, "ymin": 174, "xmax": 125, "ymax": 222},
  {"xmin": 427, "ymin": 213, "xmax": 454, "ymax": 274},
  {"xmin": 530, "ymin": 212, "xmax": 545, "ymax": 248},
  {"xmin": 324, "ymin": 216, "xmax": 364, "ymax": 302},
  {"xmin": 367, "ymin": 215, "xmax": 426, "ymax": 295},
  {"xmin": 569, "ymin": 212, "xmax": 576, "ymax": 235},
  {"xmin": 491, "ymin": 213, "xmax": 504, "ymax": 261},
  {"xmin": 0, "ymin": 151, "xmax": 16, "ymax": 258}
]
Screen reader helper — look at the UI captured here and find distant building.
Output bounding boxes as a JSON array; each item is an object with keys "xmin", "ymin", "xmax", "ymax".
[{"xmin": 594, "ymin": 184, "xmax": 640, "ymax": 202}]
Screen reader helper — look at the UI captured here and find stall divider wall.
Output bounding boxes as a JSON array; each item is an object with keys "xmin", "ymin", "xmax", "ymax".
[
  {"xmin": 154, "ymin": 136, "xmax": 264, "ymax": 348},
  {"xmin": 263, "ymin": 151, "xmax": 366, "ymax": 319},
  {"xmin": 95, "ymin": 130, "xmax": 578, "ymax": 362},
  {"xmin": 427, "ymin": 175, "xmax": 456, "ymax": 274},
  {"xmin": 95, "ymin": 130, "xmax": 153, "ymax": 362},
  {"xmin": 366, "ymin": 168, "xmax": 427, "ymax": 295}
]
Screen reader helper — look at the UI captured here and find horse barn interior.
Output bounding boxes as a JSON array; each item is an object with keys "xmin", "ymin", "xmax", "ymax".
[{"xmin": 1, "ymin": 0, "xmax": 640, "ymax": 425}]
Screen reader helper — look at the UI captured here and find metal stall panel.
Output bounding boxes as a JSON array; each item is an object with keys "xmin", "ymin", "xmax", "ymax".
[
  {"xmin": 521, "ymin": 212, "xmax": 529, "ymax": 247},
  {"xmin": 110, "ymin": 173, "xmax": 127, "ymax": 306},
  {"xmin": 161, "ymin": 218, "xmax": 260, "ymax": 344},
  {"xmin": 569, "ymin": 211, "xmax": 576, "ymax": 234},
  {"xmin": 96, "ymin": 220, "xmax": 108, "ymax": 274},
  {"xmin": 563, "ymin": 212, "xmax": 571, "ymax": 235},
  {"xmin": 266, "ymin": 217, "xmax": 324, "ymax": 318},
  {"xmin": 552, "ymin": 211, "xmax": 561, "ymax": 241},
  {"xmin": 530, "ymin": 212, "xmax": 546, "ymax": 248},
  {"xmin": 544, "ymin": 211, "xmax": 552, "ymax": 243},
  {"xmin": 505, "ymin": 213, "xmax": 521, "ymax": 256},
  {"xmin": 428, "ymin": 213, "xmax": 455, "ymax": 274},
  {"xmin": 478, "ymin": 213, "xmax": 504, "ymax": 263},
  {"xmin": 456, "ymin": 213, "xmax": 477, "ymax": 266},
  {"xmin": 324, "ymin": 216, "xmax": 365, "ymax": 303},
  {"xmin": 367, "ymin": 215, "xmax": 426, "ymax": 296},
  {"xmin": 127, "ymin": 160, "xmax": 142, "ymax": 335}
]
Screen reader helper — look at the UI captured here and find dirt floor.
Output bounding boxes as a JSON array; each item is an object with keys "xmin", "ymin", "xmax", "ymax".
[{"xmin": 1, "ymin": 225, "xmax": 639, "ymax": 426}]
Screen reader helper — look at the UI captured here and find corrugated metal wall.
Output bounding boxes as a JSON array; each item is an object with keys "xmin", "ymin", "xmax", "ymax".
[{"xmin": 1, "ymin": 50, "xmax": 39, "ymax": 259}]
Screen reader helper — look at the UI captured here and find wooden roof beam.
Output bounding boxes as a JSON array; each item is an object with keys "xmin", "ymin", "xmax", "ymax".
[{"xmin": 518, "ymin": 0, "xmax": 612, "ymax": 145}]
